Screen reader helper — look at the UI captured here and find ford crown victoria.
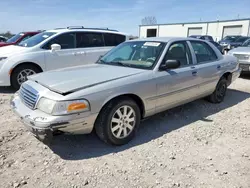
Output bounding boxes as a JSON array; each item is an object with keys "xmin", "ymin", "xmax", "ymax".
[{"xmin": 11, "ymin": 37, "xmax": 241, "ymax": 145}]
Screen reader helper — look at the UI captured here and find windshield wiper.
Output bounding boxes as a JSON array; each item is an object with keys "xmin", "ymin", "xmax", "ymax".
[{"xmin": 110, "ymin": 61, "xmax": 132, "ymax": 67}]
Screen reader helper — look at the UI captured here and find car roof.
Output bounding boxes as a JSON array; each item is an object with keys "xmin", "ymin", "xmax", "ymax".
[
  {"xmin": 45, "ymin": 28, "xmax": 128, "ymax": 36},
  {"xmin": 130, "ymin": 37, "xmax": 204, "ymax": 43}
]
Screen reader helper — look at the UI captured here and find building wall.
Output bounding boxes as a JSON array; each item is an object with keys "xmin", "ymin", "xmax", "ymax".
[{"xmin": 139, "ymin": 19, "xmax": 250, "ymax": 41}]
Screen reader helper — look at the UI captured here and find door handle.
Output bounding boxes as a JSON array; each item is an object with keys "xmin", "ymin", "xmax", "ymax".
[
  {"xmin": 192, "ymin": 71, "xmax": 197, "ymax": 76},
  {"xmin": 190, "ymin": 66, "xmax": 196, "ymax": 69},
  {"xmin": 217, "ymin": 65, "xmax": 221, "ymax": 69}
]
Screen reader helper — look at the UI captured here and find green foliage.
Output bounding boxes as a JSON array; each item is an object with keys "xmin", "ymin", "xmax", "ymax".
[{"xmin": 0, "ymin": 31, "xmax": 15, "ymax": 38}]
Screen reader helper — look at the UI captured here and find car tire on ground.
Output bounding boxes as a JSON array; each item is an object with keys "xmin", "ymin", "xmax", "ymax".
[
  {"xmin": 11, "ymin": 64, "xmax": 41, "ymax": 90},
  {"xmin": 207, "ymin": 77, "xmax": 228, "ymax": 103},
  {"xmin": 95, "ymin": 97, "xmax": 141, "ymax": 145}
]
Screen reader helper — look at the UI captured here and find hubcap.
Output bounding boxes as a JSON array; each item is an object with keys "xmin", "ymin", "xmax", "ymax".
[
  {"xmin": 111, "ymin": 105, "xmax": 136, "ymax": 139},
  {"xmin": 17, "ymin": 69, "xmax": 36, "ymax": 85}
]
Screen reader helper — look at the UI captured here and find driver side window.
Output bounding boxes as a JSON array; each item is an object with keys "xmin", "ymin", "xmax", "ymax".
[
  {"xmin": 164, "ymin": 41, "xmax": 192, "ymax": 67},
  {"xmin": 43, "ymin": 33, "xmax": 76, "ymax": 50}
]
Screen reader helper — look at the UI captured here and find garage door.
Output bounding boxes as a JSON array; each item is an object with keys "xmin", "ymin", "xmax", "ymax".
[
  {"xmin": 222, "ymin": 25, "xmax": 242, "ymax": 38},
  {"xmin": 187, "ymin": 27, "xmax": 202, "ymax": 36}
]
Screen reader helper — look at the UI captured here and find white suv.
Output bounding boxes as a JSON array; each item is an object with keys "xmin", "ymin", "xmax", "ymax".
[{"xmin": 0, "ymin": 27, "xmax": 129, "ymax": 89}]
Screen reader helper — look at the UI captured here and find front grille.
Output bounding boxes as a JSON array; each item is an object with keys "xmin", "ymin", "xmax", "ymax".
[
  {"xmin": 19, "ymin": 84, "xmax": 39, "ymax": 109},
  {"xmin": 234, "ymin": 54, "xmax": 250, "ymax": 61}
]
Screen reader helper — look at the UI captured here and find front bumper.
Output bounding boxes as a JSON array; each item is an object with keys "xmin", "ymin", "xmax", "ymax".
[{"xmin": 10, "ymin": 94, "xmax": 98, "ymax": 141}]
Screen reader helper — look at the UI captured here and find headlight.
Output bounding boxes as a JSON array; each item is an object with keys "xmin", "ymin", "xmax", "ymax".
[
  {"xmin": 227, "ymin": 44, "xmax": 231, "ymax": 49},
  {"xmin": 37, "ymin": 98, "xmax": 90, "ymax": 115},
  {"xmin": 0, "ymin": 57, "xmax": 7, "ymax": 61}
]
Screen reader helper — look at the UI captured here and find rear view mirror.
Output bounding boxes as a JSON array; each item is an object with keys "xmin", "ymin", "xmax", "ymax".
[
  {"xmin": 160, "ymin": 59, "xmax": 180, "ymax": 70},
  {"xmin": 51, "ymin": 44, "xmax": 61, "ymax": 52}
]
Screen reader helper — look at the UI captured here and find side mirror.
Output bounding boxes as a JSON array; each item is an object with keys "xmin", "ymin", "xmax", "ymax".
[
  {"xmin": 160, "ymin": 59, "xmax": 180, "ymax": 70},
  {"xmin": 51, "ymin": 44, "xmax": 61, "ymax": 52}
]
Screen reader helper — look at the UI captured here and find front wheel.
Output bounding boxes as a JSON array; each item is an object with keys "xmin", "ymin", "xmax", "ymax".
[
  {"xmin": 95, "ymin": 98, "xmax": 141, "ymax": 145},
  {"xmin": 11, "ymin": 65, "xmax": 41, "ymax": 90},
  {"xmin": 207, "ymin": 77, "xmax": 228, "ymax": 103}
]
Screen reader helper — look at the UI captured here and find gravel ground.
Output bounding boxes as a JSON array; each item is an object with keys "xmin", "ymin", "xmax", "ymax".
[{"xmin": 0, "ymin": 76, "xmax": 250, "ymax": 188}]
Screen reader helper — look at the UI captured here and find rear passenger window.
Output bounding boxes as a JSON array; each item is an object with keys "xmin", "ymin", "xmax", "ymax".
[
  {"xmin": 76, "ymin": 32, "xmax": 104, "ymax": 48},
  {"xmin": 190, "ymin": 41, "xmax": 217, "ymax": 63},
  {"xmin": 104, "ymin": 33, "xmax": 126, "ymax": 46}
]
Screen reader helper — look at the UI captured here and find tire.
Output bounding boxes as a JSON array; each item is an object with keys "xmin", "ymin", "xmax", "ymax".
[
  {"xmin": 95, "ymin": 97, "xmax": 141, "ymax": 146},
  {"xmin": 207, "ymin": 77, "xmax": 228, "ymax": 103},
  {"xmin": 11, "ymin": 64, "xmax": 41, "ymax": 90}
]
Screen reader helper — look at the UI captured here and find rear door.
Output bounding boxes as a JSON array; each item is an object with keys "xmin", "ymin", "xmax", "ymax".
[
  {"xmin": 155, "ymin": 41, "xmax": 201, "ymax": 112},
  {"xmin": 189, "ymin": 40, "xmax": 222, "ymax": 96}
]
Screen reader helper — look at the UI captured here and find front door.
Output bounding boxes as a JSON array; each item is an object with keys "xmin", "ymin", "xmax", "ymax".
[
  {"xmin": 44, "ymin": 32, "xmax": 81, "ymax": 70},
  {"xmin": 155, "ymin": 41, "xmax": 200, "ymax": 112}
]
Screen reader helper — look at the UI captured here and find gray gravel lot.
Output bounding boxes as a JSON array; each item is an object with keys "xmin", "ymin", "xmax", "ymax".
[{"xmin": 0, "ymin": 76, "xmax": 250, "ymax": 188}]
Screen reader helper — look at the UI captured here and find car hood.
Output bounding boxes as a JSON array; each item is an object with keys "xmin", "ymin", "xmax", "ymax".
[
  {"xmin": 29, "ymin": 64, "xmax": 147, "ymax": 94},
  {"xmin": 0, "ymin": 45, "xmax": 28, "ymax": 56},
  {"xmin": 229, "ymin": 47, "xmax": 250, "ymax": 54}
]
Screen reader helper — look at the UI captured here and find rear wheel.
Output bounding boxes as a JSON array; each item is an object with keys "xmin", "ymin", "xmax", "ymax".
[
  {"xmin": 95, "ymin": 97, "xmax": 141, "ymax": 145},
  {"xmin": 11, "ymin": 65, "xmax": 41, "ymax": 90},
  {"xmin": 207, "ymin": 77, "xmax": 227, "ymax": 103}
]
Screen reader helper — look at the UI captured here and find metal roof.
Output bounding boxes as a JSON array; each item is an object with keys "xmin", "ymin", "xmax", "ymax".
[{"xmin": 139, "ymin": 18, "xmax": 250, "ymax": 27}]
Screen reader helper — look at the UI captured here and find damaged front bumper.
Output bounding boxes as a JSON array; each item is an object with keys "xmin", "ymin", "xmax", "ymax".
[{"xmin": 10, "ymin": 94, "xmax": 98, "ymax": 144}]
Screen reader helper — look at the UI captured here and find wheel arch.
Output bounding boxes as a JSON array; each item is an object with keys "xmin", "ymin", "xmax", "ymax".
[
  {"xmin": 221, "ymin": 72, "xmax": 232, "ymax": 86},
  {"xmin": 10, "ymin": 62, "xmax": 44, "ymax": 75},
  {"xmin": 100, "ymin": 93, "xmax": 146, "ymax": 119}
]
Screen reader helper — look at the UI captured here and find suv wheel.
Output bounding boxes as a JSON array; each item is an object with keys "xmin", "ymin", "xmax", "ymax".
[
  {"xmin": 207, "ymin": 77, "xmax": 227, "ymax": 103},
  {"xmin": 11, "ymin": 65, "xmax": 40, "ymax": 90},
  {"xmin": 95, "ymin": 97, "xmax": 141, "ymax": 145}
]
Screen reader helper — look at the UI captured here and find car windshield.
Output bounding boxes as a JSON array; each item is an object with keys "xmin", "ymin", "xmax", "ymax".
[
  {"xmin": 242, "ymin": 39, "xmax": 250, "ymax": 47},
  {"xmin": 6, "ymin": 33, "xmax": 24, "ymax": 43},
  {"xmin": 235, "ymin": 37, "xmax": 249, "ymax": 42},
  {"xmin": 98, "ymin": 41, "xmax": 165, "ymax": 69},
  {"xmin": 18, "ymin": 32, "xmax": 56, "ymax": 47},
  {"xmin": 222, "ymin": 36, "xmax": 239, "ymax": 42}
]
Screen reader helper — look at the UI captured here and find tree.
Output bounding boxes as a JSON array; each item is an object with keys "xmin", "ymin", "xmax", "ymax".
[{"xmin": 141, "ymin": 16, "xmax": 157, "ymax": 25}]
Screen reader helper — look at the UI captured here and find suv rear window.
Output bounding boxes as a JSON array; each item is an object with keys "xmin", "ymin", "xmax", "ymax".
[{"xmin": 104, "ymin": 33, "xmax": 126, "ymax": 46}]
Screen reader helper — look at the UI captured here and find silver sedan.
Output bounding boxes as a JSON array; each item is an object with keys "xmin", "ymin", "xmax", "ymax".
[{"xmin": 10, "ymin": 37, "xmax": 241, "ymax": 145}]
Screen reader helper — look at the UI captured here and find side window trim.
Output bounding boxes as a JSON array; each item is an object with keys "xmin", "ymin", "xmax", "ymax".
[{"xmin": 161, "ymin": 40, "xmax": 194, "ymax": 68}]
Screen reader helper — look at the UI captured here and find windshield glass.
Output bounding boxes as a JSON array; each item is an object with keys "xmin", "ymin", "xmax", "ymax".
[
  {"xmin": 242, "ymin": 39, "xmax": 250, "ymax": 47},
  {"xmin": 6, "ymin": 33, "xmax": 24, "ymax": 43},
  {"xmin": 18, "ymin": 32, "xmax": 56, "ymax": 47},
  {"xmin": 235, "ymin": 37, "xmax": 249, "ymax": 42},
  {"xmin": 222, "ymin": 36, "xmax": 239, "ymax": 42},
  {"xmin": 98, "ymin": 41, "xmax": 165, "ymax": 69}
]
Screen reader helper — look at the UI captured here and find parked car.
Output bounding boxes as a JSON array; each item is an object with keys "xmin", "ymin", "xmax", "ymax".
[
  {"xmin": 189, "ymin": 35, "xmax": 223, "ymax": 53},
  {"xmin": 219, "ymin": 35, "xmax": 242, "ymax": 52},
  {"xmin": 0, "ymin": 27, "xmax": 129, "ymax": 89},
  {"xmin": 229, "ymin": 36, "xmax": 250, "ymax": 49},
  {"xmin": 10, "ymin": 37, "xmax": 241, "ymax": 145},
  {"xmin": 0, "ymin": 36, "xmax": 8, "ymax": 42},
  {"xmin": 228, "ymin": 38, "xmax": 250, "ymax": 73},
  {"xmin": 189, "ymin": 35, "xmax": 214, "ymax": 41},
  {"xmin": 0, "ymin": 31, "xmax": 40, "ymax": 47}
]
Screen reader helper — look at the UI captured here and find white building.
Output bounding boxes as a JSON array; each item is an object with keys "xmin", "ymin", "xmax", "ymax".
[{"xmin": 139, "ymin": 18, "xmax": 250, "ymax": 41}]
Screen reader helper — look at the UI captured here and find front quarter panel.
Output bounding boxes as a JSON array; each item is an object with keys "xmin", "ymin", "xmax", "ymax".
[{"xmin": 64, "ymin": 71, "xmax": 157, "ymax": 118}]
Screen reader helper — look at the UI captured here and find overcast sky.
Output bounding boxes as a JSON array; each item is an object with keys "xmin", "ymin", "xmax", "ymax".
[{"xmin": 1, "ymin": 0, "xmax": 250, "ymax": 35}]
